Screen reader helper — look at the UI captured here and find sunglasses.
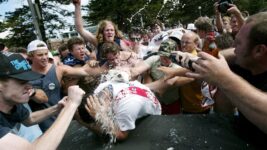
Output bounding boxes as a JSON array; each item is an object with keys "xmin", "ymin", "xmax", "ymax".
[{"xmin": 130, "ymin": 37, "xmax": 141, "ymax": 42}]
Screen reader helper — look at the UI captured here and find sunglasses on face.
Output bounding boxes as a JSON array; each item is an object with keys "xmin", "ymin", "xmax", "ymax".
[{"xmin": 130, "ymin": 37, "xmax": 141, "ymax": 42}]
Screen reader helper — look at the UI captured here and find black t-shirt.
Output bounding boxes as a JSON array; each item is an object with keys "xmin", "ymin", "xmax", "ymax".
[
  {"xmin": 0, "ymin": 104, "xmax": 29, "ymax": 138},
  {"xmin": 230, "ymin": 64, "xmax": 267, "ymax": 148}
]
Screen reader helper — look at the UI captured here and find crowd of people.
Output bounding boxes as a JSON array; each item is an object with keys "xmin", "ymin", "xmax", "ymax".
[{"xmin": 1, "ymin": 0, "xmax": 267, "ymax": 148}]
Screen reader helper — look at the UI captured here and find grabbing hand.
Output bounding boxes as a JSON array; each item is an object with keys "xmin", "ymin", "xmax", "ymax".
[
  {"xmin": 57, "ymin": 96, "xmax": 68, "ymax": 110},
  {"xmin": 214, "ymin": 2, "xmax": 220, "ymax": 14},
  {"xmin": 85, "ymin": 95, "xmax": 110, "ymax": 119},
  {"xmin": 67, "ymin": 85, "xmax": 85, "ymax": 106},
  {"xmin": 186, "ymin": 52, "xmax": 231, "ymax": 85},
  {"xmin": 227, "ymin": 4, "xmax": 241, "ymax": 16},
  {"xmin": 72, "ymin": 0, "xmax": 81, "ymax": 5},
  {"xmin": 171, "ymin": 51, "xmax": 199, "ymax": 69},
  {"xmin": 87, "ymin": 60, "xmax": 99, "ymax": 67}
]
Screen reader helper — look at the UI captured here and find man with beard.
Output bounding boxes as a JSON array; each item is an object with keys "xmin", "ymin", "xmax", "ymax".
[{"xmin": 186, "ymin": 12, "xmax": 267, "ymax": 148}]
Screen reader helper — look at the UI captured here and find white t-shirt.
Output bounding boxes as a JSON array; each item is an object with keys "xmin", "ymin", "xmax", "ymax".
[{"xmin": 94, "ymin": 81, "xmax": 161, "ymax": 131}]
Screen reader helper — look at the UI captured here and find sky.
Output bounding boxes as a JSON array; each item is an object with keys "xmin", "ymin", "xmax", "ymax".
[
  {"xmin": 0, "ymin": 0, "xmax": 90, "ymax": 38},
  {"xmin": 0, "ymin": 0, "xmax": 90, "ymax": 21}
]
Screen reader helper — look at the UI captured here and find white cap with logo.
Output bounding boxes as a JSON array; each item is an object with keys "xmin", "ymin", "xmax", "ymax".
[{"xmin": 27, "ymin": 40, "xmax": 48, "ymax": 53}]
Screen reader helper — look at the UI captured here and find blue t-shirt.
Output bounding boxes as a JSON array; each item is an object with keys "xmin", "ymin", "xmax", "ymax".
[
  {"xmin": 0, "ymin": 104, "xmax": 29, "ymax": 138},
  {"xmin": 62, "ymin": 53, "xmax": 90, "ymax": 66}
]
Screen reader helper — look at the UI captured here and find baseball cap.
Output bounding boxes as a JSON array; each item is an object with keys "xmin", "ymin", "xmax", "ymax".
[
  {"xmin": 169, "ymin": 28, "xmax": 186, "ymax": 41},
  {"xmin": 0, "ymin": 52, "xmax": 42, "ymax": 81},
  {"xmin": 27, "ymin": 40, "xmax": 48, "ymax": 53},
  {"xmin": 48, "ymin": 51, "xmax": 54, "ymax": 60},
  {"xmin": 187, "ymin": 23, "xmax": 197, "ymax": 31},
  {"xmin": 158, "ymin": 39, "xmax": 177, "ymax": 57}
]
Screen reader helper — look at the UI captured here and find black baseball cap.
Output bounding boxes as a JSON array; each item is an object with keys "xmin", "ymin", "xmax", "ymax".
[{"xmin": 0, "ymin": 52, "xmax": 42, "ymax": 81}]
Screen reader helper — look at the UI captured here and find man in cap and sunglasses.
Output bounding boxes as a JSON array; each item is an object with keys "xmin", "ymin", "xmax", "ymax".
[{"xmin": 0, "ymin": 52, "xmax": 85, "ymax": 149}]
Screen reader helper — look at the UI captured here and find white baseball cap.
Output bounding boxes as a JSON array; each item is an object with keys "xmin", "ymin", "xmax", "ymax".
[
  {"xmin": 48, "ymin": 51, "xmax": 54, "ymax": 60},
  {"xmin": 169, "ymin": 28, "xmax": 186, "ymax": 41},
  {"xmin": 27, "ymin": 40, "xmax": 48, "ymax": 53},
  {"xmin": 187, "ymin": 23, "xmax": 196, "ymax": 31}
]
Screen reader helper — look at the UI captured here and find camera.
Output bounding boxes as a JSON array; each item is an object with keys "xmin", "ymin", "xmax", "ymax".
[
  {"xmin": 169, "ymin": 53, "xmax": 195, "ymax": 71},
  {"xmin": 218, "ymin": 0, "xmax": 233, "ymax": 13},
  {"xmin": 169, "ymin": 53, "xmax": 179, "ymax": 65}
]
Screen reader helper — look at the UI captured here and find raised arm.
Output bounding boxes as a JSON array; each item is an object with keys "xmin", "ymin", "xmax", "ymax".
[
  {"xmin": 73, "ymin": 0, "xmax": 98, "ymax": 46},
  {"xmin": 57, "ymin": 63, "xmax": 105, "ymax": 80},
  {"xmin": 0, "ymin": 86, "xmax": 85, "ymax": 150},
  {"xmin": 214, "ymin": 2, "xmax": 224, "ymax": 33},
  {"xmin": 227, "ymin": 4, "xmax": 245, "ymax": 29}
]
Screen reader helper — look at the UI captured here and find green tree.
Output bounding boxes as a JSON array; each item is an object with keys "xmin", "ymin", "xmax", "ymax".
[
  {"xmin": 84, "ymin": 0, "xmax": 164, "ymax": 32},
  {"xmin": 1, "ymin": 6, "xmax": 36, "ymax": 47},
  {"xmin": 0, "ymin": 0, "xmax": 73, "ymax": 47},
  {"xmin": 84, "ymin": 0, "xmax": 216, "ymax": 32}
]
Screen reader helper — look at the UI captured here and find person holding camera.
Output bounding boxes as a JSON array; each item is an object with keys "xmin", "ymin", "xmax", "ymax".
[{"xmin": 214, "ymin": 0, "xmax": 245, "ymax": 38}]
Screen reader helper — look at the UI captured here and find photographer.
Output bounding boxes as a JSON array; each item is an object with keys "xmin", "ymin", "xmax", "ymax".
[{"xmin": 214, "ymin": 0, "xmax": 245, "ymax": 37}]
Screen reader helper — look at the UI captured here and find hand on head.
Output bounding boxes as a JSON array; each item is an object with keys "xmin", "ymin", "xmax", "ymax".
[{"xmin": 85, "ymin": 95, "xmax": 103, "ymax": 119}]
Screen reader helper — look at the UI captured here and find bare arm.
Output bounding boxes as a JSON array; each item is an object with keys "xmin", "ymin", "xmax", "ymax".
[
  {"xmin": 130, "ymin": 61, "xmax": 151, "ymax": 79},
  {"xmin": 73, "ymin": 0, "xmax": 98, "ymax": 46},
  {"xmin": 186, "ymin": 52, "xmax": 267, "ymax": 134},
  {"xmin": 0, "ymin": 86, "xmax": 85, "ymax": 150},
  {"xmin": 30, "ymin": 88, "xmax": 48, "ymax": 103},
  {"xmin": 23, "ymin": 98, "xmax": 65, "ymax": 126},
  {"xmin": 58, "ymin": 64, "xmax": 105, "ymax": 80},
  {"xmin": 216, "ymin": 72, "xmax": 267, "ymax": 134},
  {"xmin": 146, "ymin": 74, "xmax": 193, "ymax": 96},
  {"xmin": 157, "ymin": 66, "xmax": 191, "ymax": 80},
  {"xmin": 228, "ymin": 4, "xmax": 245, "ymax": 29},
  {"xmin": 214, "ymin": 2, "xmax": 224, "ymax": 33},
  {"xmin": 219, "ymin": 48, "xmax": 235, "ymax": 64}
]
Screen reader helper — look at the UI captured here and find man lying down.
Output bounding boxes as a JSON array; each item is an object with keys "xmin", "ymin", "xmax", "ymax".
[{"xmin": 76, "ymin": 69, "xmax": 162, "ymax": 142}]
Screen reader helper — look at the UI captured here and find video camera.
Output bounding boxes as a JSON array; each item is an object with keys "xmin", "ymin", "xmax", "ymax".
[{"xmin": 218, "ymin": 0, "xmax": 233, "ymax": 13}]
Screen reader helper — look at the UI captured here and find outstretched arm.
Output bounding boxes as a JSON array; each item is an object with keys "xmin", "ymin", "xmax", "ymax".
[
  {"xmin": 58, "ymin": 63, "xmax": 105, "ymax": 81},
  {"xmin": 186, "ymin": 52, "xmax": 267, "ymax": 134},
  {"xmin": 23, "ymin": 97, "xmax": 66, "ymax": 126},
  {"xmin": 130, "ymin": 61, "xmax": 151, "ymax": 79},
  {"xmin": 73, "ymin": 0, "xmax": 98, "ymax": 46}
]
